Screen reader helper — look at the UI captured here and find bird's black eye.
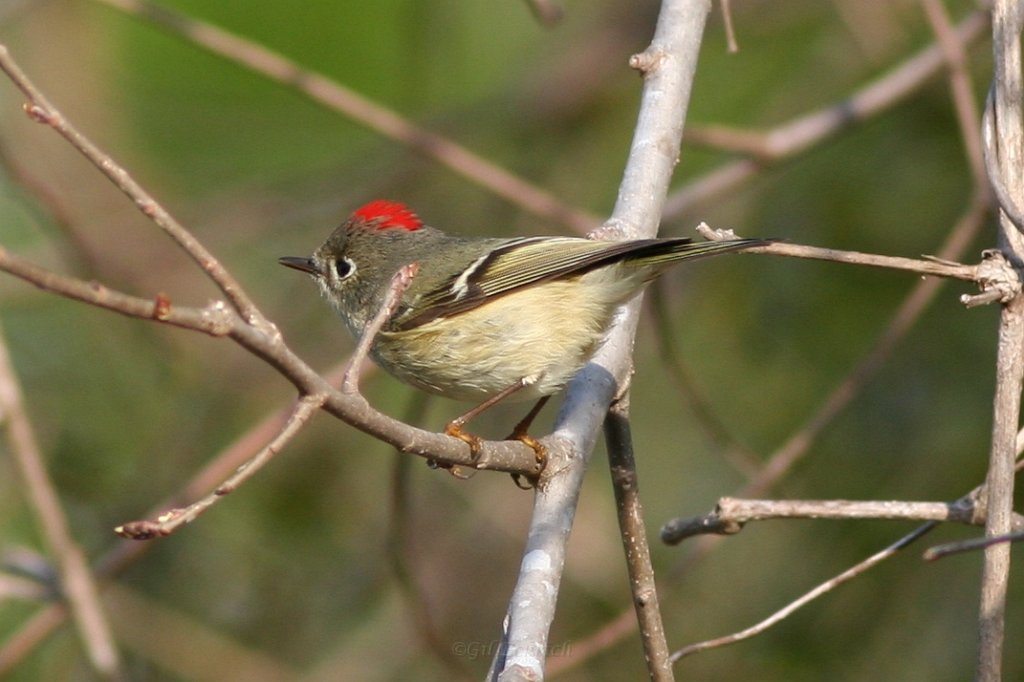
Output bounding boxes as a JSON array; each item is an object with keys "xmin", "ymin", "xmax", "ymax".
[{"xmin": 333, "ymin": 257, "xmax": 355, "ymax": 280}]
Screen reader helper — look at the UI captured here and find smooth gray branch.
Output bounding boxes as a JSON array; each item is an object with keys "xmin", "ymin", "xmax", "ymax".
[
  {"xmin": 660, "ymin": 495, "xmax": 1017, "ymax": 545},
  {"xmin": 495, "ymin": 1, "xmax": 713, "ymax": 678}
]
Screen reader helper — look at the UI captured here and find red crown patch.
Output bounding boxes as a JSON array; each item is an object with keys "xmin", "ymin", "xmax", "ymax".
[{"xmin": 351, "ymin": 200, "xmax": 423, "ymax": 231}]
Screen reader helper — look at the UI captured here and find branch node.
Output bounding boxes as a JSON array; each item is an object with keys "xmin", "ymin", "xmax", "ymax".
[
  {"xmin": 22, "ymin": 102, "xmax": 52, "ymax": 124},
  {"xmin": 695, "ymin": 221, "xmax": 741, "ymax": 241},
  {"xmin": 962, "ymin": 249, "xmax": 1022, "ymax": 307},
  {"xmin": 151, "ymin": 293, "xmax": 171, "ymax": 321},
  {"xmin": 628, "ymin": 48, "xmax": 666, "ymax": 75},
  {"xmin": 200, "ymin": 300, "xmax": 236, "ymax": 336}
]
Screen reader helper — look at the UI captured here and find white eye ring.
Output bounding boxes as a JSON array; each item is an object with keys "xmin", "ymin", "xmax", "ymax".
[{"xmin": 333, "ymin": 257, "xmax": 356, "ymax": 281}]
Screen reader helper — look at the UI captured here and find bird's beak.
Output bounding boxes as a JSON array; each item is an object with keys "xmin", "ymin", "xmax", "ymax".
[{"xmin": 278, "ymin": 256, "xmax": 321, "ymax": 276}]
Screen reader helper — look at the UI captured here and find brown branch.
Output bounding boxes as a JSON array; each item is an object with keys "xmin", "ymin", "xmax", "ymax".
[
  {"xmin": 342, "ymin": 263, "xmax": 418, "ymax": 395},
  {"xmin": 0, "ymin": 322, "xmax": 122, "ymax": 677},
  {"xmin": 549, "ymin": 193, "xmax": 990, "ymax": 676},
  {"xmin": 114, "ymin": 394, "xmax": 323, "ymax": 539},
  {"xmin": 660, "ymin": 495, "xmax": 1005, "ymax": 545},
  {"xmin": 667, "ymin": 9, "xmax": 989, "ymax": 216},
  {"xmin": 90, "ymin": 0, "xmax": 598, "ymax": 235},
  {"xmin": 604, "ymin": 396, "xmax": 672, "ymax": 681},
  {"xmin": 977, "ymin": 3, "xmax": 1024, "ymax": 680},
  {"xmin": 920, "ymin": 0, "xmax": 987, "ymax": 189},
  {"xmin": 669, "ymin": 522, "xmax": 937, "ymax": 662},
  {"xmin": 697, "ymin": 225, "xmax": 979, "ymax": 282},
  {"xmin": 0, "ymin": 44, "xmax": 264, "ymax": 325},
  {"xmin": 0, "ymin": 243, "xmax": 543, "ymax": 477}
]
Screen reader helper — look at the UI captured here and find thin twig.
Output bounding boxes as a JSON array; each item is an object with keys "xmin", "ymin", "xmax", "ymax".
[
  {"xmin": 90, "ymin": 0, "xmax": 598, "ymax": 234},
  {"xmin": 926, "ymin": 529, "xmax": 1024, "ymax": 561},
  {"xmin": 0, "ymin": 243, "xmax": 542, "ymax": 476},
  {"xmin": 983, "ymin": 88, "xmax": 1024, "ymax": 235},
  {"xmin": 697, "ymin": 227, "xmax": 978, "ymax": 282},
  {"xmin": 667, "ymin": 9, "xmax": 989, "ymax": 216},
  {"xmin": 342, "ymin": 263, "xmax": 418, "ymax": 395},
  {"xmin": 669, "ymin": 522, "xmax": 937, "ymax": 662},
  {"xmin": 976, "ymin": 4, "xmax": 1024, "ymax": 679},
  {"xmin": 661, "ymin": 496, "xmax": 998, "ymax": 545},
  {"xmin": 920, "ymin": 0, "xmax": 987, "ymax": 189},
  {"xmin": 549, "ymin": 192, "xmax": 990, "ymax": 676},
  {"xmin": 0, "ymin": 44, "xmax": 265, "ymax": 325},
  {"xmin": 0, "ymin": 321, "xmax": 122, "ymax": 677},
  {"xmin": 113, "ymin": 394, "xmax": 324, "ymax": 539},
  {"xmin": 604, "ymin": 395, "xmax": 672, "ymax": 681},
  {"xmin": 719, "ymin": 0, "xmax": 738, "ymax": 53},
  {"xmin": 494, "ymin": 2, "xmax": 712, "ymax": 678}
]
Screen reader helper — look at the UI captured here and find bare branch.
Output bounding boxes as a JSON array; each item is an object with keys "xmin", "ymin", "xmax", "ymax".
[
  {"xmin": 667, "ymin": 9, "xmax": 989, "ymax": 215},
  {"xmin": 669, "ymin": 523, "xmax": 937, "ymax": 662},
  {"xmin": 495, "ymin": 1, "xmax": 713, "ymax": 678},
  {"xmin": 342, "ymin": 263, "xmax": 418, "ymax": 395},
  {"xmin": 921, "ymin": 0, "xmax": 987, "ymax": 189},
  {"xmin": 660, "ymin": 495, "xmax": 1007, "ymax": 545},
  {"xmin": 976, "ymin": 3, "xmax": 1024, "ymax": 680},
  {"xmin": 0, "ymin": 322, "xmax": 122, "ymax": 677},
  {"xmin": 114, "ymin": 394, "xmax": 324, "ymax": 539},
  {"xmin": 605, "ymin": 396, "xmax": 671, "ymax": 681},
  {"xmin": 91, "ymin": 0, "xmax": 598, "ymax": 234},
  {"xmin": 0, "ymin": 44, "xmax": 264, "ymax": 325},
  {"xmin": 926, "ymin": 529, "xmax": 1024, "ymax": 561},
  {"xmin": 696, "ymin": 225, "xmax": 980, "ymax": 282}
]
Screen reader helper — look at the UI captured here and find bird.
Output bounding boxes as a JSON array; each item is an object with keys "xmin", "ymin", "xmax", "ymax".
[{"xmin": 280, "ymin": 199, "xmax": 764, "ymax": 466}]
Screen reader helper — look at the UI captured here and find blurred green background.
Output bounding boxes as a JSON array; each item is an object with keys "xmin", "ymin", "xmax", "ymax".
[{"xmin": 0, "ymin": 1, "xmax": 1015, "ymax": 680}]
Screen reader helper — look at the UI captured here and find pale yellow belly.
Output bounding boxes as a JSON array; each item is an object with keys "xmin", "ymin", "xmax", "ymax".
[{"xmin": 372, "ymin": 275, "xmax": 635, "ymax": 402}]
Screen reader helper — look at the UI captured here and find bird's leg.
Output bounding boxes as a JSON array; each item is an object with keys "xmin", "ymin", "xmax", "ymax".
[
  {"xmin": 444, "ymin": 378, "xmax": 531, "ymax": 457},
  {"xmin": 506, "ymin": 396, "xmax": 550, "ymax": 489}
]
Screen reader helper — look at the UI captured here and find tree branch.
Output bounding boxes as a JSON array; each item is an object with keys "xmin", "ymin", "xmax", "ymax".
[
  {"xmin": 0, "ymin": 322, "xmax": 122, "ymax": 677},
  {"xmin": 605, "ymin": 396, "xmax": 671, "ymax": 681},
  {"xmin": 667, "ymin": 9, "xmax": 989, "ymax": 216},
  {"xmin": 90, "ymin": 0, "xmax": 598, "ymax": 234},
  {"xmin": 0, "ymin": 44, "xmax": 264, "ymax": 325},
  {"xmin": 977, "ymin": 3, "xmax": 1024, "ymax": 679},
  {"xmin": 669, "ymin": 522, "xmax": 937, "ymax": 661},
  {"xmin": 660, "ymin": 494, "xmax": 1010, "ymax": 545},
  {"xmin": 494, "ymin": 1, "xmax": 713, "ymax": 678}
]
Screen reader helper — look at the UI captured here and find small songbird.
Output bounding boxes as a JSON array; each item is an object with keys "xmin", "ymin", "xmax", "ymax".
[{"xmin": 280, "ymin": 199, "xmax": 763, "ymax": 459}]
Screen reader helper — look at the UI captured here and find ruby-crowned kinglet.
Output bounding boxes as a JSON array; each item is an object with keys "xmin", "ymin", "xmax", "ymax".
[{"xmin": 280, "ymin": 200, "xmax": 763, "ymax": 459}]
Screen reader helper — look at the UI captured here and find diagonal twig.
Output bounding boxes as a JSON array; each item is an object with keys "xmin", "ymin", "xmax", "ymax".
[
  {"xmin": 0, "ymin": 43, "xmax": 265, "ymax": 325},
  {"xmin": 113, "ymin": 393, "xmax": 324, "ymax": 539},
  {"xmin": 605, "ymin": 395, "xmax": 672, "ymax": 681},
  {"xmin": 0, "ymin": 321, "xmax": 122, "ymax": 678},
  {"xmin": 667, "ymin": 9, "xmax": 989, "ymax": 216},
  {"xmin": 669, "ymin": 522, "xmax": 937, "ymax": 662},
  {"xmin": 493, "ymin": 2, "xmax": 713, "ymax": 678},
  {"xmin": 342, "ymin": 263, "xmax": 418, "ymax": 395},
  {"xmin": 90, "ymin": 0, "xmax": 599, "ymax": 234}
]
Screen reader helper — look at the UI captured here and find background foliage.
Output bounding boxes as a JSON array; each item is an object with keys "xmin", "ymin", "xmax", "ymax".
[{"xmin": 0, "ymin": 1, "xmax": 1015, "ymax": 679}]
